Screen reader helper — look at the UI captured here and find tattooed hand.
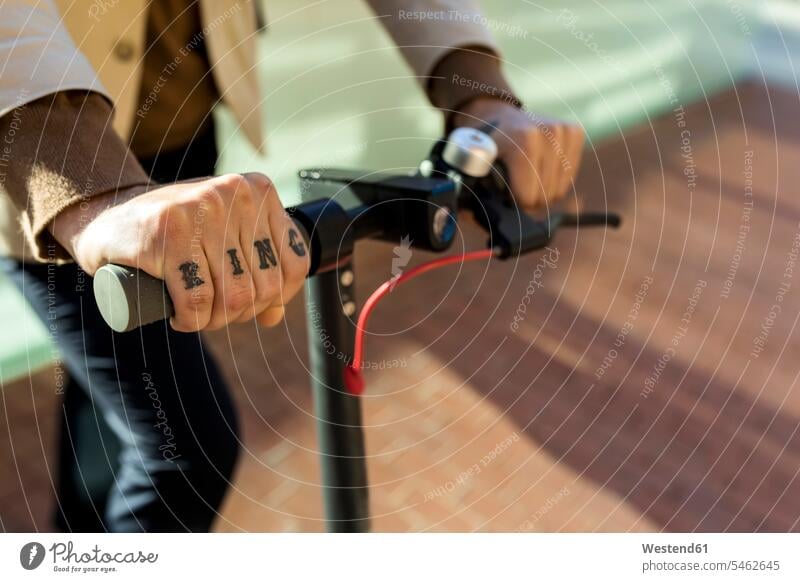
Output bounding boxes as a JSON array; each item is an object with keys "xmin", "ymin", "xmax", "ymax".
[{"xmin": 49, "ymin": 173, "xmax": 311, "ymax": 331}]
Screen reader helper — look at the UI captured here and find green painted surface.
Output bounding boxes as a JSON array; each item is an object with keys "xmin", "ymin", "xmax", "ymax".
[
  {"xmin": 0, "ymin": 273, "xmax": 56, "ymax": 384},
  {"xmin": 0, "ymin": 0, "xmax": 788, "ymax": 383}
]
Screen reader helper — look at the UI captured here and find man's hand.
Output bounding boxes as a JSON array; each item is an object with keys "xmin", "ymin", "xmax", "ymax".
[
  {"xmin": 452, "ymin": 97, "xmax": 585, "ymax": 209},
  {"xmin": 50, "ymin": 173, "xmax": 310, "ymax": 332}
]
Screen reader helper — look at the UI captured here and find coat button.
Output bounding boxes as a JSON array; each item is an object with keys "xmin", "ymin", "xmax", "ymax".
[{"xmin": 113, "ymin": 39, "xmax": 135, "ymax": 61}]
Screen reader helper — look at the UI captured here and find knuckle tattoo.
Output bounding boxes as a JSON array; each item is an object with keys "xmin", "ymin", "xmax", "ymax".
[
  {"xmin": 288, "ymin": 228, "xmax": 306, "ymax": 258},
  {"xmin": 254, "ymin": 238, "xmax": 279, "ymax": 269},
  {"xmin": 227, "ymin": 248, "xmax": 245, "ymax": 276},
  {"xmin": 178, "ymin": 261, "xmax": 205, "ymax": 289}
]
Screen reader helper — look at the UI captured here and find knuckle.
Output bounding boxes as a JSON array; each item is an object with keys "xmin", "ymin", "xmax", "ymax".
[
  {"xmin": 203, "ymin": 319, "xmax": 226, "ymax": 332},
  {"xmin": 211, "ymin": 173, "xmax": 250, "ymax": 203},
  {"xmin": 139, "ymin": 207, "xmax": 189, "ymax": 273},
  {"xmin": 172, "ymin": 289, "xmax": 213, "ymax": 329},
  {"xmin": 237, "ymin": 184, "xmax": 256, "ymax": 209},
  {"xmin": 174, "ymin": 283, "xmax": 214, "ymax": 310},
  {"xmin": 254, "ymin": 270, "xmax": 281, "ymax": 302},
  {"xmin": 223, "ymin": 284, "xmax": 254, "ymax": 313},
  {"xmin": 263, "ymin": 184, "xmax": 282, "ymax": 211},
  {"xmin": 171, "ymin": 318, "xmax": 201, "ymax": 332},
  {"xmin": 506, "ymin": 129, "xmax": 527, "ymax": 150},
  {"xmin": 214, "ymin": 172, "xmax": 248, "ymax": 191},
  {"xmin": 521, "ymin": 131, "xmax": 540, "ymax": 154},
  {"xmin": 564, "ymin": 125, "xmax": 584, "ymax": 147},
  {"xmin": 284, "ymin": 253, "xmax": 309, "ymax": 283},
  {"xmin": 231, "ymin": 185, "xmax": 256, "ymax": 216},
  {"xmin": 192, "ymin": 186, "xmax": 226, "ymax": 216},
  {"xmin": 567, "ymin": 122, "xmax": 585, "ymax": 136},
  {"xmin": 505, "ymin": 148, "xmax": 529, "ymax": 169},
  {"xmin": 527, "ymin": 123, "xmax": 545, "ymax": 137},
  {"xmin": 244, "ymin": 172, "xmax": 275, "ymax": 195},
  {"xmin": 158, "ymin": 206, "xmax": 192, "ymax": 244}
]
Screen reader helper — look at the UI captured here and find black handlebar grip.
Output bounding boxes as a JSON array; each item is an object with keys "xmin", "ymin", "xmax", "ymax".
[{"xmin": 93, "ymin": 220, "xmax": 311, "ymax": 333}]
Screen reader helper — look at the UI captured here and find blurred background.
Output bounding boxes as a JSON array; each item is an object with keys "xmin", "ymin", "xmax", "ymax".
[{"xmin": 3, "ymin": 0, "xmax": 800, "ymax": 531}]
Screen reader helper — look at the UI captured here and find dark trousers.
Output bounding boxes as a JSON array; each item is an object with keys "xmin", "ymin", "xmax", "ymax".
[{"xmin": 2, "ymin": 125, "xmax": 240, "ymax": 532}]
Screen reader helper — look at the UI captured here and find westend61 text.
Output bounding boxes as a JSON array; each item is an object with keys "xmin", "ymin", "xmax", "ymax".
[{"xmin": 642, "ymin": 543, "xmax": 708, "ymax": 554}]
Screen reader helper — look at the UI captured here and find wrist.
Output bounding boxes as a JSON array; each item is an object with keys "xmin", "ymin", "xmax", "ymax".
[
  {"xmin": 49, "ymin": 184, "xmax": 150, "ymax": 261},
  {"xmin": 451, "ymin": 96, "xmax": 521, "ymax": 129},
  {"xmin": 427, "ymin": 46, "xmax": 521, "ymax": 131}
]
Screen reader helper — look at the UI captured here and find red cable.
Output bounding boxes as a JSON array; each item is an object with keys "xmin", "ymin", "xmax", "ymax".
[{"xmin": 344, "ymin": 248, "xmax": 496, "ymax": 395}]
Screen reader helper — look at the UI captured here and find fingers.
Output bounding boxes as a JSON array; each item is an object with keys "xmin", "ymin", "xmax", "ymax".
[
  {"xmin": 256, "ymin": 185, "xmax": 310, "ymax": 327},
  {"xmin": 543, "ymin": 124, "xmax": 564, "ymax": 209},
  {"xmin": 506, "ymin": 134, "xmax": 544, "ymax": 209},
  {"xmin": 226, "ymin": 172, "xmax": 309, "ymax": 328},
  {"xmin": 188, "ymin": 172, "xmax": 308, "ymax": 330},
  {"xmin": 165, "ymin": 250, "xmax": 215, "ymax": 333},
  {"xmin": 203, "ymin": 176, "xmax": 257, "ymax": 329},
  {"xmin": 235, "ymin": 177, "xmax": 280, "ymax": 323},
  {"xmin": 205, "ymin": 238, "xmax": 255, "ymax": 329},
  {"xmin": 504, "ymin": 122, "xmax": 584, "ymax": 210},
  {"xmin": 150, "ymin": 193, "xmax": 216, "ymax": 332},
  {"xmin": 557, "ymin": 125, "xmax": 585, "ymax": 198}
]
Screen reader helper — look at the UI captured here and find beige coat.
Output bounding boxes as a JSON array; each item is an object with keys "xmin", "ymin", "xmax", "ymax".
[{"xmin": 0, "ymin": 0, "xmax": 497, "ymax": 257}]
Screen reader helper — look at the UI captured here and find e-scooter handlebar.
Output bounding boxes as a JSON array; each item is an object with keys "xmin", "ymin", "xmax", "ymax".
[{"xmin": 93, "ymin": 128, "xmax": 621, "ymax": 332}]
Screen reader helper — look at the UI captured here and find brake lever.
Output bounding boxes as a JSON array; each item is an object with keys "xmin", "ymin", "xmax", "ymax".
[
  {"xmin": 550, "ymin": 211, "xmax": 622, "ymax": 229},
  {"xmin": 470, "ymin": 188, "xmax": 621, "ymax": 258},
  {"xmin": 469, "ymin": 185, "xmax": 551, "ymax": 258},
  {"xmin": 465, "ymin": 158, "xmax": 621, "ymax": 258}
]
